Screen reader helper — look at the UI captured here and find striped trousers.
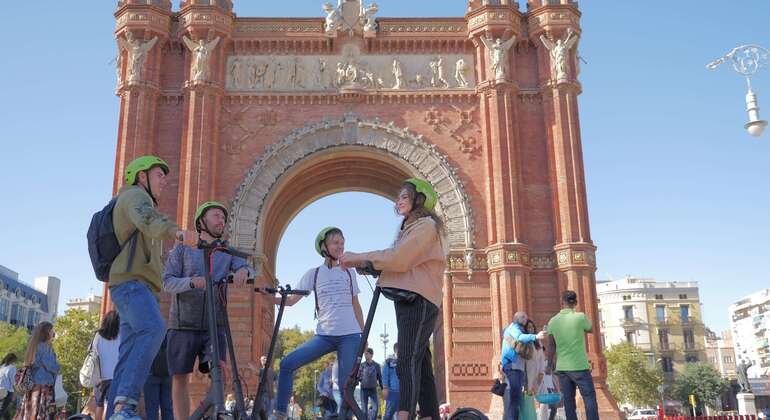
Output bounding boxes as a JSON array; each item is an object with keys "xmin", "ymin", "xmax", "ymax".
[{"xmin": 395, "ymin": 295, "xmax": 440, "ymax": 420}]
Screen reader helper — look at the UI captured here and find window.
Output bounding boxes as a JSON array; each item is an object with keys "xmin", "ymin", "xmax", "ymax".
[
  {"xmin": 26, "ymin": 310, "xmax": 35, "ymax": 329},
  {"xmin": 622, "ymin": 295, "xmax": 631, "ymax": 301},
  {"xmin": 655, "ymin": 294, "xmax": 664, "ymax": 300},
  {"xmin": 626, "ymin": 331, "xmax": 635, "ymax": 344},
  {"xmin": 624, "ymin": 306, "xmax": 634, "ymax": 321},
  {"xmin": 601, "ymin": 334, "xmax": 606, "ymax": 349},
  {"xmin": 656, "ymin": 305, "xmax": 666, "ymax": 323},
  {"xmin": 723, "ymin": 355, "xmax": 734, "ymax": 364},
  {"xmin": 17, "ymin": 307, "xmax": 26, "ymax": 326},
  {"xmin": 680, "ymin": 305, "xmax": 690, "ymax": 323},
  {"xmin": 10, "ymin": 303, "xmax": 19, "ymax": 324},
  {"xmin": 684, "ymin": 329, "xmax": 695, "ymax": 349},
  {"xmin": 686, "ymin": 354, "xmax": 698, "ymax": 363},
  {"xmin": 661, "ymin": 357, "xmax": 674, "ymax": 372},
  {"xmin": 0, "ymin": 298, "xmax": 8, "ymax": 321},
  {"xmin": 658, "ymin": 328, "xmax": 670, "ymax": 350},
  {"xmin": 679, "ymin": 294, "xmax": 688, "ymax": 299}
]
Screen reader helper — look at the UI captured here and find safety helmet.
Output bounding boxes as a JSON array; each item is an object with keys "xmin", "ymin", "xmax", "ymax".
[
  {"xmin": 315, "ymin": 227, "xmax": 343, "ymax": 257},
  {"xmin": 194, "ymin": 201, "xmax": 228, "ymax": 232},
  {"xmin": 124, "ymin": 156, "xmax": 169, "ymax": 186},
  {"xmin": 404, "ymin": 178, "xmax": 438, "ymax": 210}
]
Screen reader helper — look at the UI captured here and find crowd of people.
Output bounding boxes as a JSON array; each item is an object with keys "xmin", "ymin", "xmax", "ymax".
[{"xmin": 1, "ymin": 155, "xmax": 600, "ymax": 420}]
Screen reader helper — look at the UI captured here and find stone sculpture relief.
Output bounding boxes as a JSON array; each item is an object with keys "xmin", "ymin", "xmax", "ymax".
[
  {"xmin": 539, "ymin": 28, "xmax": 578, "ymax": 82},
  {"xmin": 183, "ymin": 36, "xmax": 221, "ymax": 83},
  {"xmin": 225, "ymin": 54, "xmax": 475, "ymax": 92},
  {"xmin": 118, "ymin": 32, "xmax": 158, "ymax": 84},
  {"xmin": 480, "ymin": 34, "xmax": 516, "ymax": 81},
  {"xmin": 323, "ymin": 0, "xmax": 379, "ymax": 36}
]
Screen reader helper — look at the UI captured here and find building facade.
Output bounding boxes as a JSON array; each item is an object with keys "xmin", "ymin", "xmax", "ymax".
[
  {"xmin": 597, "ymin": 277, "xmax": 707, "ymax": 382},
  {"xmin": 729, "ymin": 288, "xmax": 770, "ymax": 378},
  {"xmin": 0, "ymin": 265, "xmax": 60, "ymax": 330},
  {"xmin": 66, "ymin": 294, "xmax": 103, "ymax": 315},
  {"xmin": 105, "ymin": 0, "xmax": 621, "ymax": 416},
  {"xmin": 705, "ymin": 329, "xmax": 737, "ymax": 379}
]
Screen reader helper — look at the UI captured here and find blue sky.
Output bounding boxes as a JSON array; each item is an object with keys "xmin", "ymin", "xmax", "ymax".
[{"xmin": 1, "ymin": 1, "xmax": 769, "ymax": 356}]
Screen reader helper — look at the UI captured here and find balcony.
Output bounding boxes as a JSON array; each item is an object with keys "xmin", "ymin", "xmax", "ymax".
[
  {"xmin": 620, "ymin": 317, "xmax": 644, "ymax": 327},
  {"xmin": 658, "ymin": 342, "xmax": 677, "ymax": 352},
  {"xmin": 683, "ymin": 342, "xmax": 703, "ymax": 352}
]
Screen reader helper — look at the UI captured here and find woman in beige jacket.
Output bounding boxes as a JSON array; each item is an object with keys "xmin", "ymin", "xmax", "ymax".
[{"xmin": 341, "ymin": 178, "xmax": 446, "ymax": 420}]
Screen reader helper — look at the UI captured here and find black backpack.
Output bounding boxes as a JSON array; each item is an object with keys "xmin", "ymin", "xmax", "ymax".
[
  {"xmin": 359, "ymin": 362, "xmax": 379, "ymax": 389},
  {"xmin": 449, "ymin": 408, "xmax": 489, "ymax": 420},
  {"xmin": 87, "ymin": 197, "xmax": 138, "ymax": 282}
]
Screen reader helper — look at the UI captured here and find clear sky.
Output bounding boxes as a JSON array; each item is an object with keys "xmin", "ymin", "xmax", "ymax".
[{"xmin": 1, "ymin": 1, "xmax": 769, "ymax": 357}]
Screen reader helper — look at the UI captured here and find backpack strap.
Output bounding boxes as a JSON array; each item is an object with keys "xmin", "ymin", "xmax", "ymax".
[
  {"xmin": 344, "ymin": 268, "xmax": 354, "ymax": 300},
  {"xmin": 124, "ymin": 229, "xmax": 139, "ymax": 272},
  {"xmin": 313, "ymin": 267, "xmax": 321, "ymax": 319}
]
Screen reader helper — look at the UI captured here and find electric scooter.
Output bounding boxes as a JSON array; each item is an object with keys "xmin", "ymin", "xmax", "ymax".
[{"xmin": 249, "ymin": 285, "xmax": 311, "ymax": 420}]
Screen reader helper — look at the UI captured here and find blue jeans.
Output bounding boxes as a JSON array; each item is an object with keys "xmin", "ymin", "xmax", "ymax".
[
  {"xmin": 503, "ymin": 366, "xmax": 524, "ymax": 420},
  {"xmin": 383, "ymin": 390, "xmax": 399, "ymax": 420},
  {"xmin": 556, "ymin": 370, "xmax": 599, "ymax": 420},
  {"xmin": 360, "ymin": 388, "xmax": 379, "ymax": 419},
  {"xmin": 143, "ymin": 375, "xmax": 173, "ymax": 420},
  {"xmin": 106, "ymin": 280, "xmax": 166, "ymax": 418},
  {"xmin": 275, "ymin": 333, "xmax": 361, "ymax": 414}
]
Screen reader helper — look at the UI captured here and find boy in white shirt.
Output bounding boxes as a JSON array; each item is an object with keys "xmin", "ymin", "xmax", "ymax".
[{"xmin": 261, "ymin": 227, "xmax": 364, "ymax": 419}]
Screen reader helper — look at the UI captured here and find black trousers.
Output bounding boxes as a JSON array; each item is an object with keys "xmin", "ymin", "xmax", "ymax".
[
  {"xmin": 0, "ymin": 392, "xmax": 13, "ymax": 420},
  {"xmin": 395, "ymin": 295, "xmax": 440, "ymax": 420}
]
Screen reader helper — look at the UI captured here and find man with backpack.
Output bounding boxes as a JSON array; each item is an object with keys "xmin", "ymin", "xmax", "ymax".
[
  {"xmin": 162, "ymin": 201, "xmax": 254, "ymax": 420},
  {"xmin": 358, "ymin": 348, "xmax": 382, "ymax": 420},
  {"xmin": 260, "ymin": 227, "xmax": 364, "ymax": 420},
  {"xmin": 382, "ymin": 343, "xmax": 399, "ymax": 420},
  {"xmin": 95, "ymin": 155, "xmax": 198, "ymax": 420}
]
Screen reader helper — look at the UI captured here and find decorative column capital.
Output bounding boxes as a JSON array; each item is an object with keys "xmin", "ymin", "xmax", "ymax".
[{"xmin": 553, "ymin": 242, "xmax": 597, "ymax": 271}]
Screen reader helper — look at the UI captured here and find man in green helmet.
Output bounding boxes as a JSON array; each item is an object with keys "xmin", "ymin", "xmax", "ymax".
[
  {"xmin": 163, "ymin": 201, "xmax": 254, "ymax": 420},
  {"xmin": 106, "ymin": 155, "xmax": 199, "ymax": 420},
  {"xmin": 259, "ymin": 227, "xmax": 364, "ymax": 419}
]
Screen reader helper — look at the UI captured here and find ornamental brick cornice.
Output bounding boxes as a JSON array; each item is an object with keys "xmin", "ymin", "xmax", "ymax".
[
  {"xmin": 484, "ymin": 243, "xmax": 532, "ymax": 272},
  {"xmin": 466, "ymin": 5, "xmax": 523, "ymax": 38},
  {"xmin": 117, "ymin": 80, "xmax": 162, "ymax": 96},
  {"xmin": 553, "ymin": 242, "xmax": 597, "ymax": 271},
  {"xmin": 526, "ymin": 5, "xmax": 580, "ymax": 39},
  {"xmin": 183, "ymin": 80, "xmax": 225, "ymax": 95},
  {"xmin": 477, "ymin": 80, "xmax": 520, "ymax": 95},
  {"xmin": 541, "ymin": 79, "xmax": 582, "ymax": 96},
  {"xmin": 222, "ymin": 91, "xmax": 477, "ymax": 106},
  {"xmin": 178, "ymin": 5, "xmax": 234, "ymax": 37},
  {"xmin": 115, "ymin": 4, "xmax": 172, "ymax": 37}
]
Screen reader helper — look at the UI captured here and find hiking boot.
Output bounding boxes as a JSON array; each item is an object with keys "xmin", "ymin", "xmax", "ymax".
[{"xmin": 109, "ymin": 406, "xmax": 141, "ymax": 420}]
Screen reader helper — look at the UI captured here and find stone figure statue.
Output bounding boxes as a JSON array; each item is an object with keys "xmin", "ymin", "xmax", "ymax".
[
  {"xmin": 455, "ymin": 58, "xmax": 469, "ymax": 88},
  {"xmin": 392, "ymin": 59, "xmax": 405, "ymax": 89},
  {"xmin": 323, "ymin": 2, "xmax": 342, "ymax": 35},
  {"xmin": 429, "ymin": 57, "xmax": 449, "ymax": 88},
  {"xmin": 118, "ymin": 32, "xmax": 158, "ymax": 84},
  {"xmin": 336, "ymin": 62, "xmax": 346, "ymax": 86},
  {"xmin": 737, "ymin": 359, "xmax": 753, "ymax": 393},
  {"xmin": 480, "ymin": 34, "xmax": 516, "ymax": 81},
  {"xmin": 539, "ymin": 28, "xmax": 578, "ymax": 82},
  {"xmin": 182, "ymin": 36, "xmax": 221, "ymax": 82},
  {"xmin": 229, "ymin": 58, "xmax": 243, "ymax": 89}
]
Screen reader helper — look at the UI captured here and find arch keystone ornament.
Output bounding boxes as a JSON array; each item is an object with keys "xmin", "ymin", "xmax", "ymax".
[{"xmin": 105, "ymin": 0, "xmax": 621, "ymax": 417}]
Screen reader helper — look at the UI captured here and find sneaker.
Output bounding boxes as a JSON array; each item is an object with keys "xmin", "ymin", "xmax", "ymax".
[{"xmin": 109, "ymin": 406, "xmax": 141, "ymax": 420}]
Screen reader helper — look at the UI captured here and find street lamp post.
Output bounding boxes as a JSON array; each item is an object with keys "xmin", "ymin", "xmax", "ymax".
[
  {"xmin": 313, "ymin": 369, "xmax": 319, "ymax": 419},
  {"xmin": 656, "ymin": 358, "xmax": 666, "ymax": 420},
  {"xmin": 707, "ymin": 44, "xmax": 770, "ymax": 137},
  {"xmin": 380, "ymin": 323, "xmax": 390, "ymax": 359}
]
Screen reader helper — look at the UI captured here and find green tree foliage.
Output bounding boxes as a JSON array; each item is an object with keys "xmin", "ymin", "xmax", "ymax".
[
  {"xmin": 604, "ymin": 342, "xmax": 663, "ymax": 407},
  {"xmin": 52, "ymin": 309, "xmax": 99, "ymax": 413},
  {"xmin": 0, "ymin": 322, "xmax": 29, "ymax": 363},
  {"xmin": 274, "ymin": 327, "xmax": 337, "ymax": 417},
  {"xmin": 669, "ymin": 362, "xmax": 729, "ymax": 412}
]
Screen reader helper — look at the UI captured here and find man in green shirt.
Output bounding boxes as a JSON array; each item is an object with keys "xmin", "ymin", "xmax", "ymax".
[{"xmin": 545, "ymin": 290, "xmax": 599, "ymax": 420}]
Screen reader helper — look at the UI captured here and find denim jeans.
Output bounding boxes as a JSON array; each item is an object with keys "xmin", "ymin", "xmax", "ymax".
[
  {"xmin": 383, "ymin": 391, "xmax": 399, "ymax": 420},
  {"xmin": 106, "ymin": 280, "xmax": 166, "ymax": 418},
  {"xmin": 360, "ymin": 388, "xmax": 379, "ymax": 419},
  {"xmin": 275, "ymin": 333, "xmax": 361, "ymax": 414},
  {"xmin": 143, "ymin": 375, "xmax": 173, "ymax": 420},
  {"xmin": 502, "ymin": 365, "xmax": 524, "ymax": 420},
  {"xmin": 556, "ymin": 370, "xmax": 599, "ymax": 420}
]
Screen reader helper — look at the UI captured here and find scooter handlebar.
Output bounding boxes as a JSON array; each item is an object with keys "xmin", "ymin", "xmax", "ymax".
[
  {"xmin": 197, "ymin": 240, "xmax": 252, "ymax": 259},
  {"xmin": 355, "ymin": 261, "xmax": 382, "ymax": 278},
  {"xmin": 255, "ymin": 286, "xmax": 311, "ymax": 296}
]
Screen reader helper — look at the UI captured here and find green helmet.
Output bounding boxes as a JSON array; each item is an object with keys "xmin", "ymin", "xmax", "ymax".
[
  {"xmin": 194, "ymin": 201, "xmax": 228, "ymax": 232},
  {"xmin": 315, "ymin": 227, "xmax": 342, "ymax": 257},
  {"xmin": 404, "ymin": 178, "xmax": 438, "ymax": 210},
  {"xmin": 124, "ymin": 156, "xmax": 169, "ymax": 185}
]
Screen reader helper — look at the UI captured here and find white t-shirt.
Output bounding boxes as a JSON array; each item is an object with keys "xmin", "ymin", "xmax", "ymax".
[
  {"xmin": 0, "ymin": 364, "xmax": 17, "ymax": 392},
  {"xmin": 296, "ymin": 264, "xmax": 361, "ymax": 336},
  {"xmin": 95, "ymin": 334, "xmax": 120, "ymax": 381}
]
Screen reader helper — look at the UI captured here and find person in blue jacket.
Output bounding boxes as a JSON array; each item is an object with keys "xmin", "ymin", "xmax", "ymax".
[
  {"xmin": 501, "ymin": 312, "xmax": 545, "ymax": 420},
  {"xmin": 382, "ymin": 343, "xmax": 400, "ymax": 420}
]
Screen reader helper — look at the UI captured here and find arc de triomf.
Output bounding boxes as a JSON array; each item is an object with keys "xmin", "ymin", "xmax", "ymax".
[{"xmin": 106, "ymin": 0, "xmax": 620, "ymax": 416}]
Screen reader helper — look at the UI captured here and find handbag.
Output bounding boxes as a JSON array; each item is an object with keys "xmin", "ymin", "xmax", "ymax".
[
  {"xmin": 536, "ymin": 373, "xmax": 562, "ymax": 406},
  {"xmin": 490, "ymin": 378, "xmax": 507, "ymax": 397},
  {"xmin": 514, "ymin": 339, "xmax": 534, "ymax": 360},
  {"xmin": 380, "ymin": 287, "xmax": 419, "ymax": 304},
  {"xmin": 79, "ymin": 335, "xmax": 101, "ymax": 388},
  {"xmin": 519, "ymin": 392, "xmax": 538, "ymax": 420},
  {"xmin": 14, "ymin": 366, "xmax": 33, "ymax": 395}
]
